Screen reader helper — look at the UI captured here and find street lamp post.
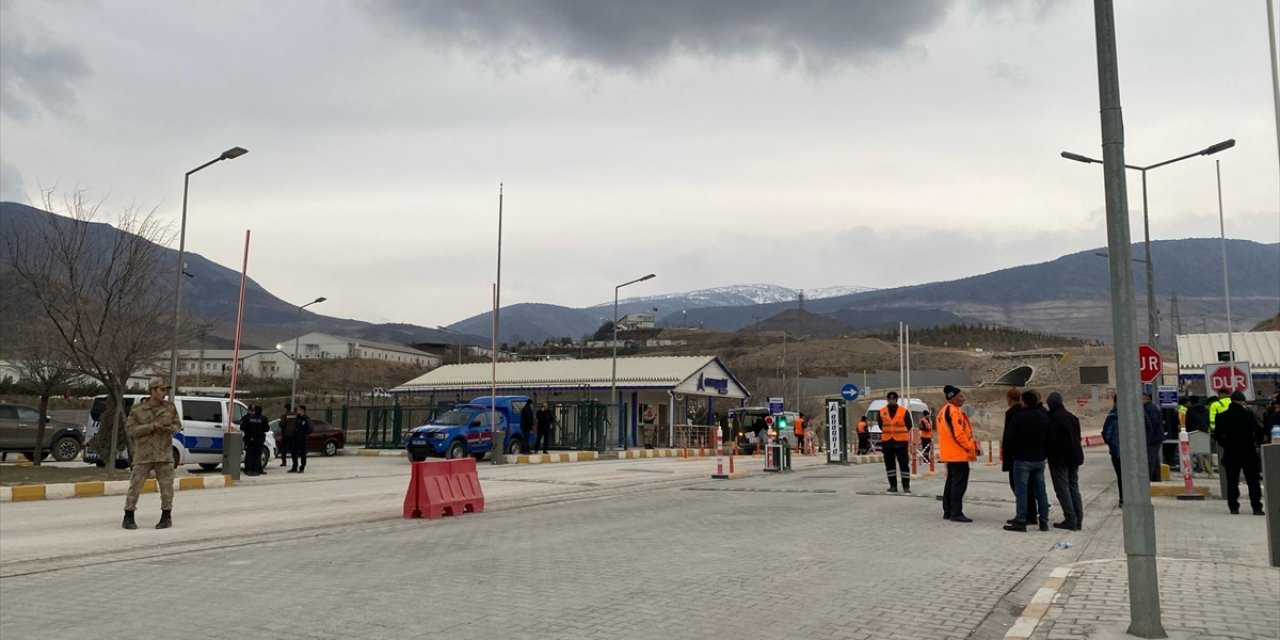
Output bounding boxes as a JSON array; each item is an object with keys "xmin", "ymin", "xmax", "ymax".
[
  {"xmin": 289, "ymin": 296, "xmax": 327, "ymax": 409},
  {"xmin": 609, "ymin": 273, "xmax": 656, "ymax": 452},
  {"xmin": 1061, "ymin": 139, "xmax": 1234, "ymax": 350},
  {"xmin": 169, "ymin": 146, "xmax": 249, "ymax": 396}
]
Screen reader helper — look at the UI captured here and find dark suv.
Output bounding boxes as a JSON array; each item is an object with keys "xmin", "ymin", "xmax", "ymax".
[{"xmin": 0, "ymin": 402, "xmax": 85, "ymax": 462}]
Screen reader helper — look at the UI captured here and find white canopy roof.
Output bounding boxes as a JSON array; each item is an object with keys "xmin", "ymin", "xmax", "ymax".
[
  {"xmin": 391, "ymin": 355, "xmax": 750, "ymax": 399},
  {"xmin": 1176, "ymin": 332, "xmax": 1280, "ymax": 373}
]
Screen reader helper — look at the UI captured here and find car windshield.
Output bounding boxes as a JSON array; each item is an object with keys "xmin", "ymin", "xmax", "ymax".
[{"xmin": 433, "ymin": 410, "xmax": 475, "ymax": 426}]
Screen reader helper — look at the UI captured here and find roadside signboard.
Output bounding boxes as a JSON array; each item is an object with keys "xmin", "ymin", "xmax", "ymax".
[
  {"xmin": 1204, "ymin": 362, "xmax": 1254, "ymax": 400},
  {"xmin": 1138, "ymin": 343, "xmax": 1162, "ymax": 384},
  {"xmin": 768, "ymin": 397, "xmax": 785, "ymax": 414},
  {"xmin": 1157, "ymin": 385, "xmax": 1178, "ymax": 409},
  {"xmin": 826, "ymin": 399, "xmax": 846, "ymax": 464},
  {"xmin": 840, "ymin": 384, "xmax": 860, "ymax": 402}
]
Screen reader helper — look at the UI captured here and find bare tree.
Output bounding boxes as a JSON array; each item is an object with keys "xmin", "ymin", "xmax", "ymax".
[
  {"xmin": 3, "ymin": 313, "xmax": 80, "ymax": 465},
  {"xmin": 4, "ymin": 190, "xmax": 182, "ymax": 476}
]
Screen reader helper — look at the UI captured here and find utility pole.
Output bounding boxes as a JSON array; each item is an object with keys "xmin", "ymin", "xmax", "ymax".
[{"xmin": 1091, "ymin": 1, "xmax": 1165, "ymax": 636}]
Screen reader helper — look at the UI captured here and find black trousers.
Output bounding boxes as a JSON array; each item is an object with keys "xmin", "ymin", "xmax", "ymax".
[
  {"xmin": 882, "ymin": 442, "xmax": 910, "ymax": 489},
  {"xmin": 942, "ymin": 462, "xmax": 970, "ymax": 517},
  {"xmin": 1147, "ymin": 444, "xmax": 1162, "ymax": 482},
  {"xmin": 291, "ymin": 436, "xmax": 308, "ymax": 470},
  {"xmin": 857, "ymin": 434, "xmax": 869, "ymax": 454},
  {"xmin": 1111, "ymin": 456, "xmax": 1124, "ymax": 503},
  {"xmin": 279, "ymin": 434, "xmax": 293, "ymax": 464},
  {"xmin": 534, "ymin": 428, "xmax": 550, "ymax": 453},
  {"xmin": 245, "ymin": 438, "xmax": 264, "ymax": 474},
  {"xmin": 1222, "ymin": 449, "xmax": 1263, "ymax": 513}
]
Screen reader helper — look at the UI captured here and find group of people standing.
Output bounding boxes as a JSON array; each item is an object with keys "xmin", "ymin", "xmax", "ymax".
[{"xmin": 998, "ymin": 388, "xmax": 1085, "ymax": 532}]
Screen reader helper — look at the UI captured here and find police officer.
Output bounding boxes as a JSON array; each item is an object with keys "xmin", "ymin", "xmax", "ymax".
[
  {"xmin": 239, "ymin": 404, "xmax": 270, "ymax": 476},
  {"xmin": 123, "ymin": 378, "xmax": 182, "ymax": 530},
  {"xmin": 288, "ymin": 405, "xmax": 312, "ymax": 473},
  {"xmin": 879, "ymin": 391, "xmax": 912, "ymax": 493}
]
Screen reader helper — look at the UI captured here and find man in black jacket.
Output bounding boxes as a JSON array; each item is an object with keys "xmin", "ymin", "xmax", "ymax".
[
  {"xmin": 1046, "ymin": 393, "xmax": 1084, "ymax": 531},
  {"xmin": 238, "ymin": 404, "xmax": 271, "ymax": 476},
  {"xmin": 1213, "ymin": 392, "xmax": 1266, "ymax": 515},
  {"xmin": 289, "ymin": 405, "xmax": 313, "ymax": 474},
  {"xmin": 1004, "ymin": 390, "xmax": 1052, "ymax": 532},
  {"xmin": 1001, "ymin": 387, "xmax": 1035, "ymax": 525}
]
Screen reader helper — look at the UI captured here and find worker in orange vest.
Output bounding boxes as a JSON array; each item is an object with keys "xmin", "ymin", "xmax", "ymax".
[
  {"xmin": 918, "ymin": 410, "xmax": 934, "ymax": 457},
  {"xmin": 794, "ymin": 413, "xmax": 807, "ymax": 454},
  {"xmin": 879, "ymin": 391, "xmax": 912, "ymax": 493},
  {"xmin": 938, "ymin": 385, "xmax": 979, "ymax": 522},
  {"xmin": 856, "ymin": 417, "xmax": 870, "ymax": 454}
]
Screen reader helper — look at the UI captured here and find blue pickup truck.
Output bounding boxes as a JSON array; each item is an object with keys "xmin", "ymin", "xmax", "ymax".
[{"xmin": 404, "ymin": 396, "xmax": 534, "ymax": 461}]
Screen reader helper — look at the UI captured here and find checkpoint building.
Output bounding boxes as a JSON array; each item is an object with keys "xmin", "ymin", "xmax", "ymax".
[{"xmin": 390, "ymin": 355, "xmax": 751, "ymax": 449}]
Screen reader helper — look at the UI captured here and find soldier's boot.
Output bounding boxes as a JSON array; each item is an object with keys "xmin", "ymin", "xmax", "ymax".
[
  {"xmin": 902, "ymin": 478, "xmax": 911, "ymax": 494},
  {"xmin": 122, "ymin": 510, "xmax": 138, "ymax": 530},
  {"xmin": 155, "ymin": 509, "xmax": 172, "ymax": 530}
]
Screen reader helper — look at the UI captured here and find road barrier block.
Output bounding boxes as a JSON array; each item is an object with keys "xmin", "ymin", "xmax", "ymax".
[{"xmin": 404, "ymin": 458, "xmax": 485, "ymax": 519}]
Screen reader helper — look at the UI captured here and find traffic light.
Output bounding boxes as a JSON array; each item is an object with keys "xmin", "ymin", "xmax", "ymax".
[{"xmin": 775, "ymin": 414, "xmax": 787, "ymax": 430}]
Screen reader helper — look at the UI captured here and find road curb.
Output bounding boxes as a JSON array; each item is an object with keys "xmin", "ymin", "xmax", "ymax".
[
  {"xmin": 1002, "ymin": 563, "xmax": 1075, "ymax": 639},
  {"xmin": 504, "ymin": 451, "xmax": 599, "ymax": 464},
  {"xmin": 351, "ymin": 449, "xmax": 407, "ymax": 457},
  {"xmin": 0, "ymin": 474, "xmax": 234, "ymax": 503}
]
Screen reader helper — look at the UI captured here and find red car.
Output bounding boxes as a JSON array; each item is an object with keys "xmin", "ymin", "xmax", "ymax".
[{"xmin": 269, "ymin": 418, "xmax": 346, "ymax": 456}]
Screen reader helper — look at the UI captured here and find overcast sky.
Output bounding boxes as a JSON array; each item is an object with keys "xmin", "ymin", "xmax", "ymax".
[{"xmin": 2, "ymin": 0, "xmax": 1277, "ymax": 327}]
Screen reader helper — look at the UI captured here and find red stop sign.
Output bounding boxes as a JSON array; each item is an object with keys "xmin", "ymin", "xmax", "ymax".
[
  {"xmin": 1138, "ymin": 343, "xmax": 1161, "ymax": 383},
  {"xmin": 1207, "ymin": 364, "xmax": 1249, "ymax": 394}
]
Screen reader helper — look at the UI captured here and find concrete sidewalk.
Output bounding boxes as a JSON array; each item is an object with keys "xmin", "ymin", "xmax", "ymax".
[{"xmin": 1009, "ymin": 493, "xmax": 1279, "ymax": 640}]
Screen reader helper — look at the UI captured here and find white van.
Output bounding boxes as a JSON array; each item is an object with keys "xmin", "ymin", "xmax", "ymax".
[
  {"xmin": 83, "ymin": 394, "xmax": 276, "ymax": 471},
  {"xmin": 863, "ymin": 398, "xmax": 931, "ymax": 432}
]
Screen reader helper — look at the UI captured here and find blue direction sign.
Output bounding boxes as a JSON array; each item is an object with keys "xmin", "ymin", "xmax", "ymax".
[
  {"xmin": 841, "ymin": 384, "xmax": 861, "ymax": 402},
  {"xmin": 768, "ymin": 397, "xmax": 785, "ymax": 414}
]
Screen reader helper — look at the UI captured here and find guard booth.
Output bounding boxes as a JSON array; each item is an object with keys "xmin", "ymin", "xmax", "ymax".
[{"xmin": 388, "ymin": 355, "xmax": 751, "ymax": 451}]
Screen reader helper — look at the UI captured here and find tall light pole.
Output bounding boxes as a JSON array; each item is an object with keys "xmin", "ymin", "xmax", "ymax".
[
  {"xmin": 169, "ymin": 146, "xmax": 249, "ymax": 396},
  {"xmin": 289, "ymin": 296, "xmax": 327, "ymax": 409},
  {"xmin": 609, "ymin": 273, "xmax": 655, "ymax": 451},
  {"xmin": 1061, "ymin": 138, "xmax": 1234, "ymax": 350}
]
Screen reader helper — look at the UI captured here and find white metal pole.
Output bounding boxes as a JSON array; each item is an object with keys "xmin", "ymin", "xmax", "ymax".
[{"xmin": 1216, "ymin": 160, "xmax": 1235, "ymax": 359}]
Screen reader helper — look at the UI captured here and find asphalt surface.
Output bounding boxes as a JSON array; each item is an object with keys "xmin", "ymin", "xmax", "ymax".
[{"xmin": 2, "ymin": 451, "xmax": 1130, "ymax": 639}]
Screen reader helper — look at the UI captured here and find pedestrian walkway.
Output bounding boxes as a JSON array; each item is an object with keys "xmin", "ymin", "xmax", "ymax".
[{"xmin": 1016, "ymin": 494, "xmax": 1279, "ymax": 640}]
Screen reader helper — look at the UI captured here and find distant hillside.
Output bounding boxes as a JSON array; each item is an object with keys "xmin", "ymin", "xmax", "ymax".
[
  {"xmin": 1253, "ymin": 314, "xmax": 1280, "ymax": 332},
  {"xmin": 0, "ymin": 202, "xmax": 489, "ymax": 350},
  {"xmin": 867, "ymin": 323, "xmax": 1089, "ymax": 351}
]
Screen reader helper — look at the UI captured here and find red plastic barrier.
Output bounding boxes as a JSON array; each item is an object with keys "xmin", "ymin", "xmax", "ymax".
[{"xmin": 403, "ymin": 458, "xmax": 485, "ymax": 519}]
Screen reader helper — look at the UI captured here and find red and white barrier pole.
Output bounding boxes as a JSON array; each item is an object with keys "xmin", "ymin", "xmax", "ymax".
[
  {"xmin": 986, "ymin": 440, "xmax": 997, "ymax": 466},
  {"xmin": 910, "ymin": 429, "xmax": 919, "ymax": 476},
  {"xmin": 1176, "ymin": 427, "xmax": 1204, "ymax": 501},
  {"xmin": 929, "ymin": 447, "xmax": 936, "ymax": 474}
]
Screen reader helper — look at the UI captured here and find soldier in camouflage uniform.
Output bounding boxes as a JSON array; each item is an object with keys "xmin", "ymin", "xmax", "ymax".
[{"xmin": 122, "ymin": 377, "xmax": 182, "ymax": 530}]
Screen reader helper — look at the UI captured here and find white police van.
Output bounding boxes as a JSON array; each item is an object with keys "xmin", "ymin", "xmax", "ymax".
[{"xmin": 83, "ymin": 394, "xmax": 276, "ymax": 471}]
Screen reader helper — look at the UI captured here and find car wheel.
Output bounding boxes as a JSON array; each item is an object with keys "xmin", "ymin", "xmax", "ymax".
[
  {"xmin": 260, "ymin": 448, "xmax": 271, "ymax": 470},
  {"xmin": 323, "ymin": 440, "xmax": 338, "ymax": 457},
  {"xmin": 21, "ymin": 450, "xmax": 48, "ymax": 462},
  {"xmin": 447, "ymin": 440, "xmax": 467, "ymax": 459},
  {"xmin": 472, "ymin": 452, "xmax": 486, "ymax": 461},
  {"xmin": 172, "ymin": 448, "xmax": 181, "ymax": 468},
  {"xmin": 52, "ymin": 437, "xmax": 82, "ymax": 462},
  {"xmin": 95, "ymin": 460, "xmax": 106, "ymax": 468},
  {"xmin": 199, "ymin": 463, "xmax": 220, "ymax": 471},
  {"xmin": 508, "ymin": 438, "xmax": 524, "ymax": 455},
  {"xmin": 409, "ymin": 452, "xmax": 426, "ymax": 462}
]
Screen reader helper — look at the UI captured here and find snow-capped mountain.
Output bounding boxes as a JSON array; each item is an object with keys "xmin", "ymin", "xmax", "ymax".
[{"xmin": 600, "ymin": 283, "xmax": 878, "ymax": 310}]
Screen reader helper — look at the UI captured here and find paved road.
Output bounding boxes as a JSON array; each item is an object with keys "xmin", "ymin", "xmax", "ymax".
[{"xmin": 0, "ymin": 451, "xmax": 1160, "ymax": 640}]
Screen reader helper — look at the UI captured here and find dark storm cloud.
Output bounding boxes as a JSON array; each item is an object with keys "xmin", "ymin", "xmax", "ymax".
[
  {"xmin": 0, "ymin": 0, "xmax": 92, "ymax": 120},
  {"xmin": 367, "ymin": 0, "xmax": 957, "ymax": 73}
]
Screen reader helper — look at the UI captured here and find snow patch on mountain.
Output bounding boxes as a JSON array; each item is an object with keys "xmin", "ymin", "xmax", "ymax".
[{"xmin": 599, "ymin": 283, "xmax": 878, "ymax": 309}]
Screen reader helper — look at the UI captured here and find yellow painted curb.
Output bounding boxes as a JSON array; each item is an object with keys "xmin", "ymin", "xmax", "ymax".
[
  {"xmin": 74, "ymin": 481, "xmax": 105, "ymax": 497},
  {"xmin": 179, "ymin": 477, "xmax": 204, "ymax": 490},
  {"xmin": 1149, "ymin": 483, "xmax": 1209, "ymax": 497},
  {"xmin": 11, "ymin": 485, "xmax": 45, "ymax": 501}
]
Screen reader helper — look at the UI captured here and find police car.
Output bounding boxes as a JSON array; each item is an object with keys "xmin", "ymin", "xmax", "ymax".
[{"xmin": 83, "ymin": 394, "xmax": 277, "ymax": 471}]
